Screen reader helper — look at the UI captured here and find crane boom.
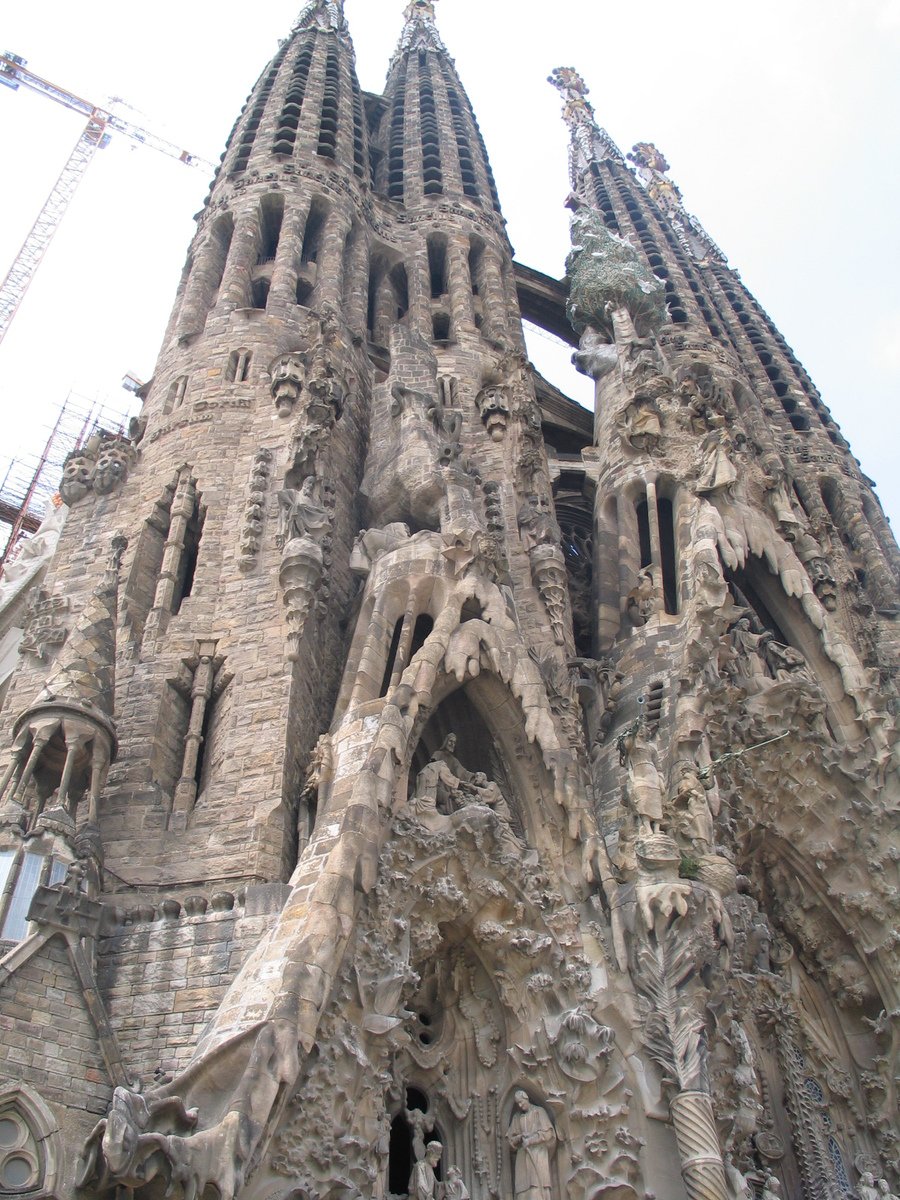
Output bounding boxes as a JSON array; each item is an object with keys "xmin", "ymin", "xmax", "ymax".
[
  {"xmin": 0, "ymin": 54, "xmax": 215, "ymax": 171},
  {"xmin": 0, "ymin": 52, "xmax": 215, "ymax": 347},
  {"xmin": 0, "ymin": 116, "xmax": 109, "ymax": 344}
]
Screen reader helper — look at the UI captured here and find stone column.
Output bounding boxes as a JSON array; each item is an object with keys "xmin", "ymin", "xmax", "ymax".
[
  {"xmin": 270, "ymin": 197, "xmax": 310, "ymax": 306},
  {"xmin": 446, "ymin": 234, "xmax": 476, "ymax": 334},
  {"xmin": 217, "ymin": 208, "xmax": 262, "ymax": 312},
  {"xmin": 480, "ymin": 247, "xmax": 508, "ymax": 343},
  {"xmin": 171, "ymin": 642, "xmax": 218, "ymax": 827},
  {"xmin": 669, "ymin": 1091, "xmax": 730, "ymax": 1200},
  {"xmin": 314, "ymin": 210, "xmax": 351, "ymax": 312}
]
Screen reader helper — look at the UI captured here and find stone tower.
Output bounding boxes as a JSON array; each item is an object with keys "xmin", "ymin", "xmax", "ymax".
[{"xmin": 0, "ymin": 6, "xmax": 897, "ymax": 1200}]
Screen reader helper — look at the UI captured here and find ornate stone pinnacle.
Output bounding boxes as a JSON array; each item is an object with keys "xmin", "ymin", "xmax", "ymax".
[
  {"xmin": 548, "ymin": 65, "xmax": 623, "ymax": 183},
  {"xmin": 404, "ymin": 0, "xmax": 439, "ymax": 21}
]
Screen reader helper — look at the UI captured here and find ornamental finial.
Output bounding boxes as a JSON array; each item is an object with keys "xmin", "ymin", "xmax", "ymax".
[
  {"xmin": 403, "ymin": 0, "xmax": 438, "ymax": 21},
  {"xmin": 549, "ymin": 66, "xmax": 624, "ymax": 189}
]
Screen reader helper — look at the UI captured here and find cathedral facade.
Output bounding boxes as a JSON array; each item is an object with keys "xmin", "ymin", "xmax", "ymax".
[{"xmin": 0, "ymin": 4, "xmax": 897, "ymax": 1200}]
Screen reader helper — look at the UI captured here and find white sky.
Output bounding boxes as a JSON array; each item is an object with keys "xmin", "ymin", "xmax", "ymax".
[{"xmin": 1, "ymin": 0, "xmax": 898, "ymax": 527}]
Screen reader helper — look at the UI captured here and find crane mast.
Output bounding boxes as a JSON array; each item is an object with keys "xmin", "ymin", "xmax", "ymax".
[{"xmin": 0, "ymin": 52, "xmax": 214, "ymax": 348}]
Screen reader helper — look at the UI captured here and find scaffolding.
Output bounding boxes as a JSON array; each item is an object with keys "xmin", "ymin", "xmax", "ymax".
[{"xmin": 0, "ymin": 391, "xmax": 131, "ymax": 576}]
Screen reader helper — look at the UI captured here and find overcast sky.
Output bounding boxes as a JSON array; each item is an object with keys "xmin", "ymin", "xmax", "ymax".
[{"xmin": 1, "ymin": 0, "xmax": 898, "ymax": 529}]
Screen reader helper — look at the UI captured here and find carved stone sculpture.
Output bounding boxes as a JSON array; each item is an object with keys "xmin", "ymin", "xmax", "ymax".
[
  {"xmin": 408, "ymin": 1140, "xmax": 443, "ymax": 1200},
  {"xmin": 277, "ymin": 476, "xmax": 333, "ymax": 659},
  {"xmin": 477, "ymin": 383, "xmax": 511, "ymax": 440},
  {"xmin": 271, "ymin": 352, "xmax": 306, "ymax": 418},
  {"xmin": 507, "ymin": 1091, "xmax": 556, "ymax": 1200}
]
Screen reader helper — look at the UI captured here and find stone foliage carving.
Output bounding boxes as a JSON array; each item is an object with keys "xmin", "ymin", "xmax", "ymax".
[{"xmin": 566, "ymin": 203, "xmax": 667, "ymax": 338}]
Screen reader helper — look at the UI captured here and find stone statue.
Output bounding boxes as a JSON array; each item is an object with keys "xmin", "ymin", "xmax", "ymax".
[
  {"xmin": 671, "ymin": 762, "xmax": 716, "ymax": 853},
  {"xmin": 696, "ymin": 418, "xmax": 737, "ymax": 495},
  {"xmin": 506, "ymin": 1091, "xmax": 556, "ymax": 1200},
  {"xmin": 517, "ymin": 493, "xmax": 560, "ymax": 553},
  {"xmin": 859, "ymin": 1174, "xmax": 881, "ymax": 1200},
  {"xmin": 445, "ymin": 1165, "xmax": 471, "ymax": 1199},
  {"xmin": 408, "ymin": 1140, "xmax": 443, "ymax": 1200},
  {"xmin": 618, "ymin": 723, "xmax": 664, "ymax": 833},
  {"xmin": 409, "ymin": 754, "xmax": 460, "ymax": 832},
  {"xmin": 726, "ymin": 618, "xmax": 771, "ymax": 686},
  {"xmin": 626, "ymin": 569, "xmax": 657, "ymax": 626},
  {"xmin": 404, "ymin": 1105, "xmax": 436, "ymax": 1164},
  {"xmin": 618, "ymin": 397, "xmax": 662, "ymax": 452},
  {"xmin": 876, "ymin": 1180, "xmax": 899, "ymax": 1200},
  {"xmin": 760, "ymin": 1174, "xmax": 783, "ymax": 1200},
  {"xmin": 763, "ymin": 638, "xmax": 812, "ymax": 684},
  {"xmin": 276, "ymin": 476, "xmax": 330, "ymax": 550}
]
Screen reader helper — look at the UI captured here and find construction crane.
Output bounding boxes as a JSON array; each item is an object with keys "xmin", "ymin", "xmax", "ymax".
[{"xmin": 0, "ymin": 52, "xmax": 215, "ymax": 347}]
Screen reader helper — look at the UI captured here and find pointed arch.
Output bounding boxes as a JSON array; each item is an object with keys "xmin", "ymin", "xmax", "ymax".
[{"xmin": 0, "ymin": 1082, "xmax": 61, "ymax": 1198}]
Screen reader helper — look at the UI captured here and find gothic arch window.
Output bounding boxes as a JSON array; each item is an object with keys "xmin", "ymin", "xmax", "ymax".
[
  {"xmin": 0, "ymin": 851, "xmax": 68, "ymax": 943},
  {"xmin": 0, "ymin": 1084, "xmax": 61, "ymax": 1197},
  {"xmin": 226, "ymin": 348, "xmax": 251, "ymax": 383}
]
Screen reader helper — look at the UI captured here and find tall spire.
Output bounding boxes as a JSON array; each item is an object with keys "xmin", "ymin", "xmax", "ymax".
[
  {"xmin": 627, "ymin": 142, "xmax": 727, "ymax": 264},
  {"xmin": 293, "ymin": 0, "xmax": 347, "ymax": 34},
  {"xmin": 548, "ymin": 66, "xmax": 624, "ymax": 193},
  {"xmin": 392, "ymin": 0, "xmax": 449, "ymax": 63}
]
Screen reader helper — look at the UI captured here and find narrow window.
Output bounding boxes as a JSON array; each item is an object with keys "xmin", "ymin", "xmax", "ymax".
[
  {"xmin": 432, "ymin": 313, "xmax": 451, "ymax": 342},
  {"xmin": 635, "ymin": 498, "xmax": 652, "ymax": 569},
  {"xmin": 250, "ymin": 277, "xmax": 270, "ymax": 310},
  {"xmin": 232, "ymin": 48, "xmax": 287, "ymax": 173},
  {"xmin": 296, "ymin": 279, "xmax": 314, "ymax": 307},
  {"xmin": 409, "ymin": 614, "xmax": 434, "ymax": 660},
  {"xmin": 301, "ymin": 200, "xmax": 328, "ymax": 265},
  {"xmin": 172, "ymin": 501, "xmax": 205, "ymax": 615},
  {"xmin": 272, "ymin": 37, "xmax": 315, "ymax": 156},
  {"xmin": 427, "ymin": 235, "xmax": 448, "ymax": 299},
  {"xmin": 418, "ymin": 54, "xmax": 443, "ymax": 196},
  {"xmin": 380, "ymin": 618, "xmax": 405, "ymax": 697},
  {"xmin": 657, "ymin": 497, "xmax": 678, "ymax": 615},
  {"xmin": 257, "ymin": 194, "xmax": 284, "ymax": 263},
  {"xmin": 226, "ymin": 349, "xmax": 251, "ymax": 383},
  {"xmin": 166, "ymin": 375, "xmax": 188, "ymax": 414},
  {"xmin": 391, "ymin": 263, "xmax": 409, "ymax": 322}
]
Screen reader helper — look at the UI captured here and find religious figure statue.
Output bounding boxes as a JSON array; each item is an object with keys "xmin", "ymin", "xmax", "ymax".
[
  {"xmin": 763, "ymin": 638, "xmax": 812, "ymax": 684},
  {"xmin": 877, "ymin": 1179, "xmax": 900, "ymax": 1200},
  {"xmin": 859, "ymin": 1174, "xmax": 881, "ymax": 1200},
  {"xmin": 671, "ymin": 761, "xmax": 717, "ymax": 853},
  {"xmin": 410, "ymin": 735, "xmax": 524, "ymax": 858},
  {"xmin": 696, "ymin": 416, "xmax": 737, "ymax": 495},
  {"xmin": 506, "ymin": 1091, "xmax": 556, "ymax": 1200},
  {"xmin": 760, "ymin": 1175, "xmax": 783, "ymax": 1200},
  {"xmin": 617, "ymin": 723, "xmax": 664, "ymax": 834},
  {"xmin": 408, "ymin": 1140, "xmax": 443, "ymax": 1200},
  {"xmin": 404, "ymin": 1105, "xmax": 436, "ymax": 1164},
  {"xmin": 726, "ymin": 618, "xmax": 771, "ymax": 687},
  {"xmin": 517, "ymin": 494, "xmax": 560, "ymax": 553},
  {"xmin": 626, "ymin": 569, "xmax": 657, "ymax": 626},
  {"xmin": 276, "ymin": 475, "xmax": 330, "ymax": 550},
  {"xmin": 445, "ymin": 1165, "xmax": 471, "ymax": 1200},
  {"xmin": 409, "ymin": 755, "xmax": 459, "ymax": 833},
  {"xmin": 618, "ymin": 397, "xmax": 662, "ymax": 452}
]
